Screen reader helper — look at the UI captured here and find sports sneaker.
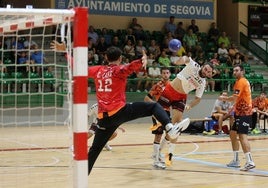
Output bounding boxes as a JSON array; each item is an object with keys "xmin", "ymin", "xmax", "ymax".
[
  {"xmin": 166, "ymin": 118, "xmax": 190, "ymax": 139},
  {"xmin": 226, "ymin": 160, "xmax": 241, "ymax": 168},
  {"xmin": 202, "ymin": 130, "xmax": 208, "ymax": 135},
  {"xmin": 104, "ymin": 144, "xmax": 112, "ymax": 151},
  {"xmin": 240, "ymin": 162, "xmax": 255, "ymax": 171},
  {"xmin": 165, "ymin": 153, "xmax": 173, "ymax": 166},
  {"xmin": 207, "ymin": 130, "xmax": 216, "ymax": 135},
  {"xmin": 218, "ymin": 130, "xmax": 226, "ymax": 136},
  {"xmin": 251, "ymin": 128, "xmax": 261, "ymax": 134},
  {"xmin": 150, "ymin": 123, "xmax": 162, "ymax": 131},
  {"xmin": 153, "ymin": 161, "xmax": 166, "ymax": 169}
]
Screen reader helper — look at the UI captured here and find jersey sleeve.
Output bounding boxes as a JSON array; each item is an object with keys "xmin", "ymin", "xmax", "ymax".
[
  {"xmin": 88, "ymin": 65, "xmax": 102, "ymax": 78},
  {"xmin": 117, "ymin": 59, "xmax": 143, "ymax": 77}
]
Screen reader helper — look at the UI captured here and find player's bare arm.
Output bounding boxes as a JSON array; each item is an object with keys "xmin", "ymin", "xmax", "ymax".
[
  {"xmin": 185, "ymin": 96, "xmax": 201, "ymax": 111},
  {"xmin": 174, "ymin": 55, "xmax": 190, "ymax": 66}
]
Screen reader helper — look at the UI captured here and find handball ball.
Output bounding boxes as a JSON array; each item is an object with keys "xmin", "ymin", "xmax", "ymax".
[{"xmin": 168, "ymin": 39, "xmax": 182, "ymax": 52}]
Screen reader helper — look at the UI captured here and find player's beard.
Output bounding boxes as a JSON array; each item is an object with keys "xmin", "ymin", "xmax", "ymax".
[{"xmin": 199, "ymin": 70, "xmax": 206, "ymax": 78}]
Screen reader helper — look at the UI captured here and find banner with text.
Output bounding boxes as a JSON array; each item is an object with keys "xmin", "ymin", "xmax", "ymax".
[{"xmin": 56, "ymin": 0, "xmax": 214, "ymax": 19}]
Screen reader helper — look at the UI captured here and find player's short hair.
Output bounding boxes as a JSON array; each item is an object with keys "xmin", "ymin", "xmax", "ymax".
[
  {"xmin": 161, "ymin": 67, "xmax": 170, "ymax": 73},
  {"xmin": 106, "ymin": 46, "xmax": 122, "ymax": 62},
  {"xmin": 233, "ymin": 64, "xmax": 244, "ymax": 71}
]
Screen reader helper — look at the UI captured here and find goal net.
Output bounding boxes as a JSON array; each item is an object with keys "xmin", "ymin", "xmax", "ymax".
[{"xmin": 0, "ymin": 7, "xmax": 88, "ymax": 188}]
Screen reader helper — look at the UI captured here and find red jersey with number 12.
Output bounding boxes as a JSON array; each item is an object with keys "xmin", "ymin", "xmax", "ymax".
[{"xmin": 88, "ymin": 60, "xmax": 142, "ymax": 113}]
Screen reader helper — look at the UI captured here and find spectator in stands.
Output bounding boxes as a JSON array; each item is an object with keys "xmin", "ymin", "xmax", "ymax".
[
  {"xmin": 210, "ymin": 53, "xmax": 220, "ymax": 66},
  {"xmin": 123, "ymin": 39, "xmax": 136, "ymax": 61},
  {"xmin": 211, "ymin": 91, "xmax": 234, "ymax": 135},
  {"xmin": 147, "ymin": 53, "xmax": 156, "ymax": 67},
  {"xmin": 188, "ymin": 19, "xmax": 199, "ymax": 34},
  {"xmin": 164, "ymin": 16, "xmax": 176, "ymax": 36},
  {"xmin": 160, "ymin": 38, "xmax": 170, "ymax": 53},
  {"xmin": 218, "ymin": 42, "xmax": 230, "ymax": 63},
  {"xmin": 129, "ymin": 18, "xmax": 146, "ymax": 41},
  {"xmin": 183, "ymin": 28, "xmax": 198, "ymax": 56},
  {"xmin": 232, "ymin": 52, "xmax": 242, "ymax": 66},
  {"xmin": 30, "ymin": 44, "xmax": 47, "ymax": 75},
  {"xmin": 158, "ymin": 50, "xmax": 171, "ymax": 67},
  {"xmin": 228, "ymin": 43, "xmax": 239, "ymax": 59},
  {"xmin": 88, "ymin": 50, "xmax": 98, "ymax": 66},
  {"xmin": 88, "ymin": 37, "xmax": 99, "ymax": 65},
  {"xmin": 11, "ymin": 37, "xmax": 24, "ymax": 49},
  {"xmin": 17, "ymin": 51, "xmax": 33, "ymax": 73},
  {"xmin": 205, "ymin": 68, "xmax": 220, "ymax": 92},
  {"xmin": 96, "ymin": 36, "xmax": 109, "ymax": 64},
  {"xmin": 177, "ymin": 45, "xmax": 187, "ymax": 57},
  {"xmin": 175, "ymin": 22, "xmax": 186, "ymax": 42},
  {"xmin": 4, "ymin": 36, "xmax": 12, "ymax": 49},
  {"xmin": 228, "ymin": 43, "xmax": 248, "ymax": 63},
  {"xmin": 251, "ymin": 91, "xmax": 268, "ymax": 134},
  {"xmin": 111, "ymin": 35, "xmax": 122, "ymax": 49},
  {"xmin": 23, "ymin": 36, "xmax": 37, "ymax": 49},
  {"xmin": 101, "ymin": 28, "xmax": 112, "ymax": 46},
  {"xmin": 164, "ymin": 31, "xmax": 174, "ymax": 42},
  {"xmin": 148, "ymin": 39, "xmax": 161, "ymax": 58},
  {"xmin": 170, "ymin": 51, "xmax": 181, "ymax": 74},
  {"xmin": 88, "ymin": 25, "xmax": 99, "ymax": 45},
  {"xmin": 195, "ymin": 51, "xmax": 206, "ymax": 66},
  {"xmin": 124, "ymin": 28, "xmax": 136, "ymax": 45},
  {"xmin": 135, "ymin": 66, "xmax": 150, "ymax": 92},
  {"xmin": 208, "ymin": 22, "xmax": 220, "ymax": 44},
  {"xmin": 135, "ymin": 40, "xmax": 147, "ymax": 58},
  {"xmin": 148, "ymin": 61, "xmax": 161, "ymax": 86},
  {"xmin": 218, "ymin": 31, "xmax": 230, "ymax": 48}
]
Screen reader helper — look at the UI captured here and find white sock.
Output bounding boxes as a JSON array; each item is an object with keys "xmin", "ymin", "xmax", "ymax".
[
  {"xmin": 233, "ymin": 151, "xmax": 239, "ymax": 161},
  {"xmin": 160, "ymin": 137, "xmax": 170, "ymax": 153},
  {"xmin": 245, "ymin": 152, "xmax": 254, "ymax": 163},
  {"xmin": 168, "ymin": 143, "xmax": 176, "ymax": 154},
  {"xmin": 165, "ymin": 123, "xmax": 173, "ymax": 132},
  {"xmin": 153, "ymin": 143, "xmax": 160, "ymax": 161}
]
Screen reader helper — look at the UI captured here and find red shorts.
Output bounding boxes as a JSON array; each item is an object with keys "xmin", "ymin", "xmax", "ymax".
[{"xmin": 157, "ymin": 83, "xmax": 187, "ymax": 112}]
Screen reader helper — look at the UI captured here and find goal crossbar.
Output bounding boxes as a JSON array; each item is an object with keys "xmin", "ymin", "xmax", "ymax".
[{"xmin": 0, "ymin": 8, "xmax": 75, "ymax": 33}]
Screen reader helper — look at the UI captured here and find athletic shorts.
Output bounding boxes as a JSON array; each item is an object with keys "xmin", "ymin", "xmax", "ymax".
[
  {"xmin": 231, "ymin": 115, "xmax": 252, "ymax": 134},
  {"xmin": 157, "ymin": 83, "xmax": 187, "ymax": 112}
]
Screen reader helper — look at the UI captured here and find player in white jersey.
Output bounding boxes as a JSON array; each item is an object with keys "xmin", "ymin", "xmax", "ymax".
[
  {"xmin": 157, "ymin": 56, "xmax": 214, "ymax": 165},
  {"xmin": 88, "ymin": 103, "xmax": 125, "ymax": 151}
]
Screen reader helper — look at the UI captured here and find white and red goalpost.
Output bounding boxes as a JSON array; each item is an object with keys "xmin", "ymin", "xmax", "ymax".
[{"xmin": 0, "ymin": 7, "xmax": 88, "ymax": 188}]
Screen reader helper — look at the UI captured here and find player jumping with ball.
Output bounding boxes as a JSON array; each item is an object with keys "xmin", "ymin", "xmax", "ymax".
[{"xmin": 156, "ymin": 54, "xmax": 215, "ymax": 165}]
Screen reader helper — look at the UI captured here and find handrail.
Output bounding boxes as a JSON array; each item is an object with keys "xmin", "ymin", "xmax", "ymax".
[{"xmin": 239, "ymin": 21, "xmax": 268, "ymax": 65}]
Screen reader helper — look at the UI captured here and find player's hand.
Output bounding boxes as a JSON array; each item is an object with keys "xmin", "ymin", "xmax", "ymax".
[
  {"xmin": 141, "ymin": 50, "xmax": 147, "ymax": 69},
  {"xmin": 50, "ymin": 40, "xmax": 66, "ymax": 51},
  {"xmin": 185, "ymin": 104, "xmax": 191, "ymax": 111}
]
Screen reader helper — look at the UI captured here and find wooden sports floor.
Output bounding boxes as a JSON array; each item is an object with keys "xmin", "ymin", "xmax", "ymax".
[{"xmin": 0, "ymin": 122, "xmax": 268, "ymax": 188}]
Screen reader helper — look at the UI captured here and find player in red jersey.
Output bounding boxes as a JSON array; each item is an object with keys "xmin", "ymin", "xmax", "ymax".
[
  {"xmin": 50, "ymin": 42, "xmax": 190, "ymax": 175},
  {"xmin": 87, "ymin": 46, "xmax": 190, "ymax": 175}
]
